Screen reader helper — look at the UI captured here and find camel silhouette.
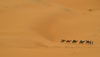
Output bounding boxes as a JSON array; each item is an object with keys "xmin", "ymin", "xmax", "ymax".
[
  {"xmin": 72, "ymin": 40, "xmax": 78, "ymax": 43},
  {"xmin": 86, "ymin": 41, "xmax": 91, "ymax": 44},
  {"xmin": 66, "ymin": 40, "xmax": 72, "ymax": 43},
  {"xmin": 61, "ymin": 39, "xmax": 66, "ymax": 43},
  {"xmin": 79, "ymin": 40, "xmax": 85, "ymax": 43}
]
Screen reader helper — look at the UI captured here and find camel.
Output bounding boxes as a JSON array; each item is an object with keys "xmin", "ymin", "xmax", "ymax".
[
  {"xmin": 61, "ymin": 39, "xmax": 66, "ymax": 43},
  {"xmin": 79, "ymin": 40, "xmax": 85, "ymax": 43},
  {"xmin": 66, "ymin": 40, "xmax": 72, "ymax": 43},
  {"xmin": 72, "ymin": 40, "xmax": 78, "ymax": 43},
  {"xmin": 86, "ymin": 41, "xmax": 91, "ymax": 44}
]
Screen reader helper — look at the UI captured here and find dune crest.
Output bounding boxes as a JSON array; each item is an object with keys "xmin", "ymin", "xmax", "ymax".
[{"xmin": 0, "ymin": 0, "xmax": 100, "ymax": 57}]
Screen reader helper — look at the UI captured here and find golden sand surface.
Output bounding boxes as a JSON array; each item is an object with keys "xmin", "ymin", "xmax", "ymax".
[{"xmin": 0, "ymin": 0, "xmax": 100, "ymax": 57}]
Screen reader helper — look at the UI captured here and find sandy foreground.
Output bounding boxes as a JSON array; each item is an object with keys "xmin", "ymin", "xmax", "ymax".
[{"xmin": 0, "ymin": 0, "xmax": 100, "ymax": 57}]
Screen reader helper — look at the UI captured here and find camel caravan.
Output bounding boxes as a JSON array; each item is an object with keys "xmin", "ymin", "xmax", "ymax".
[{"xmin": 61, "ymin": 39, "xmax": 93, "ymax": 44}]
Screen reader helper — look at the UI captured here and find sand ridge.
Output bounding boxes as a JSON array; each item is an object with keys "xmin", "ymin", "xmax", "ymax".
[{"xmin": 0, "ymin": 0, "xmax": 100, "ymax": 57}]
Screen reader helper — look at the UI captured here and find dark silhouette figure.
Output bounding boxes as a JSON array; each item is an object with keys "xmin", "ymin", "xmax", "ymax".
[
  {"xmin": 72, "ymin": 40, "xmax": 78, "ymax": 43},
  {"xmin": 66, "ymin": 40, "xmax": 72, "ymax": 43},
  {"xmin": 92, "ymin": 41, "xmax": 93, "ymax": 45},
  {"xmin": 79, "ymin": 40, "xmax": 85, "ymax": 44},
  {"xmin": 90, "ymin": 41, "xmax": 91, "ymax": 44},
  {"xmin": 86, "ymin": 40, "xmax": 91, "ymax": 44},
  {"xmin": 61, "ymin": 39, "xmax": 66, "ymax": 43}
]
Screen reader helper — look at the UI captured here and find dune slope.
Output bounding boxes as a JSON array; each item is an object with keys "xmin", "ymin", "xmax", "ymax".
[{"xmin": 0, "ymin": 1, "xmax": 100, "ymax": 57}]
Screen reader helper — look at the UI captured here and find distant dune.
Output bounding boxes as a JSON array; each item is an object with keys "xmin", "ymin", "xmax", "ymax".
[{"xmin": 0, "ymin": 0, "xmax": 100, "ymax": 57}]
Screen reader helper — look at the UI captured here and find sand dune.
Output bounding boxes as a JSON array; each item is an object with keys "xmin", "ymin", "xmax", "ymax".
[{"xmin": 0, "ymin": 0, "xmax": 100, "ymax": 57}]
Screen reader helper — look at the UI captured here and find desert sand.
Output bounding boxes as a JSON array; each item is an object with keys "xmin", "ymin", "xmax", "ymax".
[{"xmin": 0, "ymin": 0, "xmax": 100, "ymax": 57}]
